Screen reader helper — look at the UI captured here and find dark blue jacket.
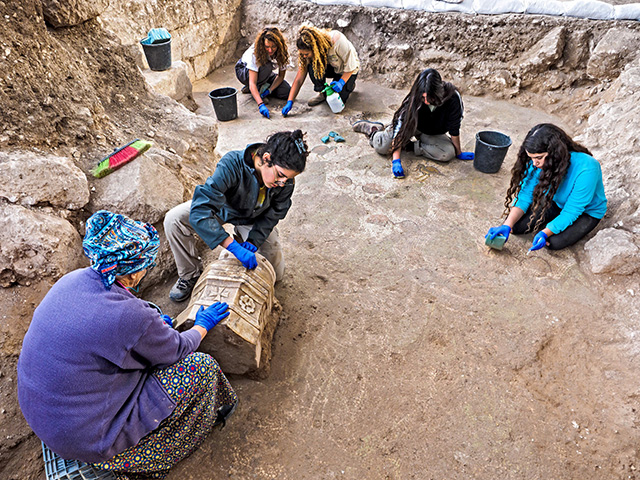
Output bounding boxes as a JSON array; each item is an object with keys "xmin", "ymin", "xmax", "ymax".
[
  {"xmin": 189, "ymin": 144, "xmax": 295, "ymax": 248},
  {"xmin": 17, "ymin": 268, "xmax": 201, "ymax": 462}
]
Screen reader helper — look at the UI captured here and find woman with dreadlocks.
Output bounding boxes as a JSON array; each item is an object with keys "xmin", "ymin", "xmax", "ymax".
[
  {"xmin": 235, "ymin": 27, "xmax": 291, "ymax": 119},
  {"xmin": 485, "ymin": 123, "xmax": 607, "ymax": 251},
  {"xmin": 281, "ymin": 25, "xmax": 359, "ymax": 116},
  {"xmin": 352, "ymin": 68, "xmax": 473, "ymax": 178}
]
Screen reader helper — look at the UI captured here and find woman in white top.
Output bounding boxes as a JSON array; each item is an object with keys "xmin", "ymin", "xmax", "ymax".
[
  {"xmin": 282, "ymin": 25, "xmax": 360, "ymax": 116},
  {"xmin": 235, "ymin": 27, "xmax": 291, "ymax": 119}
]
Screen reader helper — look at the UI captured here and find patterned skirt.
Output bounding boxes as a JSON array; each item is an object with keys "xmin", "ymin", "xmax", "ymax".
[{"xmin": 93, "ymin": 352, "xmax": 237, "ymax": 479}]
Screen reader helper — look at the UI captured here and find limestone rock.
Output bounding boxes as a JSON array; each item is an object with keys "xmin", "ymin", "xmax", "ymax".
[
  {"xmin": 0, "ymin": 151, "xmax": 89, "ymax": 209},
  {"xmin": 176, "ymin": 251, "xmax": 279, "ymax": 376},
  {"xmin": 0, "ymin": 204, "xmax": 84, "ymax": 287},
  {"xmin": 584, "ymin": 228, "xmax": 640, "ymax": 275},
  {"xmin": 517, "ymin": 26, "xmax": 566, "ymax": 75},
  {"xmin": 42, "ymin": 0, "xmax": 110, "ymax": 28},
  {"xmin": 90, "ymin": 153, "xmax": 184, "ymax": 224},
  {"xmin": 142, "ymin": 61, "xmax": 197, "ymax": 111},
  {"xmin": 587, "ymin": 29, "xmax": 640, "ymax": 81}
]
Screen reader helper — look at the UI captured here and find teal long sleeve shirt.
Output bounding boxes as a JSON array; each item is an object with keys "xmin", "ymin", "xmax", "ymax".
[{"xmin": 514, "ymin": 151, "xmax": 607, "ymax": 234}]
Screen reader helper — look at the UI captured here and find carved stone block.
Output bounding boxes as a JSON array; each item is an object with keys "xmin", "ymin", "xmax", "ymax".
[{"xmin": 175, "ymin": 250, "xmax": 279, "ymax": 376}]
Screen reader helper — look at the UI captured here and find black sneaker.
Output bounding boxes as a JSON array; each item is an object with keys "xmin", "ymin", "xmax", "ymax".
[{"xmin": 169, "ymin": 276, "xmax": 199, "ymax": 302}]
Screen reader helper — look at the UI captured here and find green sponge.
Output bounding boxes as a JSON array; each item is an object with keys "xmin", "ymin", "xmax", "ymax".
[{"xmin": 485, "ymin": 234, "xmax": 507, "ymax": 250}]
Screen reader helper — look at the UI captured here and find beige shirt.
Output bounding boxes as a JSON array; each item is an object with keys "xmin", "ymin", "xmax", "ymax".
[{"xmin": 327, "ymin": 30, "xmax": 360, "ymax": 75}]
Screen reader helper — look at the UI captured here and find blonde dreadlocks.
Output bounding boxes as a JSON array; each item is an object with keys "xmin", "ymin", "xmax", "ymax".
[
  {"xmin": 254, "ymin": 27, "xmax": 289, "ymax": 68},
  {"xmin": 296, "ymin": 25, "xmax": 332, "ymax": 78}
]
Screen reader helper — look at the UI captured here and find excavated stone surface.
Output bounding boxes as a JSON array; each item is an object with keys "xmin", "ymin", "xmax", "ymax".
[
  {"xmin": 0, "ymin": 204, "xmax": 85, "ymax": 287},
  {"xmin": 89, "ymin": 154, "xmax": 184, "ymax": 225},
  {"xmin": 42, "ymin": 0, "xmax": 110, "ymax": 27},
  {"xmin": 585, "ymin": 227, "xmax": 640, "ymax": 275},
  {"xmin": 587, "ymin": 28, "xmax": 640, "ymax": 80},
  {"xmin": 141, "ymin": 61, "xmax": 198, "ymax": 111},
  {"xmin": 0, "ymin": 151, "xmax": 89, "ymax": 209},
  {"xmin": 98, "ymin": 0, "xmax": 243, "ymax": 82}
]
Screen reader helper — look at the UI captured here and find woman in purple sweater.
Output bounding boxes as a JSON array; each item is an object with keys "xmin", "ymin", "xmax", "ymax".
[{"xmin": 17, "ymin": 210, "xmax": 237, "ymax": 479}]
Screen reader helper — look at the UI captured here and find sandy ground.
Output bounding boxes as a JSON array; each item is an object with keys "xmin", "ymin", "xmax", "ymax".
[{"xmin": 148, "ymin": 66, "xmax": 640, "ymax": 480}]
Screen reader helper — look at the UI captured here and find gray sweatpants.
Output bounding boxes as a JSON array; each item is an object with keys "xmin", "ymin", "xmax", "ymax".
[
  {"xmin": 163, "ymin": 201, "xmax": 285, "ymax": 282},
  {"xmin": 370, "ymin": 126, "xmax": 456, "ymax": 162}
]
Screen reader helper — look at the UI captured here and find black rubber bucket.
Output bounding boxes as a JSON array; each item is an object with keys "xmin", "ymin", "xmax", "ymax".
[
  {"xmin": 474, "ymin": 131, "xmax": 512, "ymax": 174},
  {"xmin": 140, "ymin": 38, "xmax": 172, "ymax": 71},
  {"xmin": 209, "ymin": 87, "xmax": 238, "ymax": 122}
]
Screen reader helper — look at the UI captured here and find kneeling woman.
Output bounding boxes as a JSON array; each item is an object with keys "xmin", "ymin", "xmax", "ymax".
[
  {"xmin": 486, "ymin": 123, "xmax": 607, "ymax": 251},
  {"xmin": 352, "ymin": 68, "xmax": 472, "ymax": 178},
  {"xmin": 18, "ymin": 210, "xmax": 236, "ymax": 479},
  {"xmin": 282, "ymin": 25, "xmax": 359, "ymax": 116},
  {"xmin": 236, "ymin": 27, "xmax": 291, "ymax": 119}
]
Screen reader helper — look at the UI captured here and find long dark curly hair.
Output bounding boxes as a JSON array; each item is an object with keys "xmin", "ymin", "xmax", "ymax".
[
  {"xmin": 256, "ymin": 129, "xmax": 308, "ymax": 173},
  {"xmin": 254, "ymin": 27, "xmax": 289, "ymax": 68},
  {"xmin": 504, "ymin": 123, "xmax": 592, "ymax": 231},
  {"xmin": 390, "ymin": 68, "xmax": 458, "ymax": 152}
]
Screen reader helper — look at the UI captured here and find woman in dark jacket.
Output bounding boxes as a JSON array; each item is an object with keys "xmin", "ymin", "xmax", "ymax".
[
  {"xmin": 352, "ymin": 68, "xmax": 473, "ymax": 178},
  {"xmin": 18, "ymin": 210, "xmax": 236, "ymax": 479},
  {"xmin": 164, "ymin": 130, "xmax": 309, "ymax": 302}
]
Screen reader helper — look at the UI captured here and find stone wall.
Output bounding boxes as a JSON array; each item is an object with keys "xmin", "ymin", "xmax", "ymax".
[{"xmin": 99, "ymin": 0, "xmax": 243, "ymax": 82}]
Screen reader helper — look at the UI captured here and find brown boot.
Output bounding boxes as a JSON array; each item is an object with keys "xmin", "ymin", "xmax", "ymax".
[
  {"xmin": 308, "ymin": 92, "xmax": 326, "ymax": 106},
  {"xmin": 241, "ymin": 85, "xmax": 250, "ymax": 94},
  {"xmin": 352, "ymin": 120, "xmax": 384, "ymax": 138}
]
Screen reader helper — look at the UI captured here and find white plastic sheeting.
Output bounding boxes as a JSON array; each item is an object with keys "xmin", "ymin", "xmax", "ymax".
[{"xmin": 304, "ymin": 0, "xmax": 640, "ymax": 21}]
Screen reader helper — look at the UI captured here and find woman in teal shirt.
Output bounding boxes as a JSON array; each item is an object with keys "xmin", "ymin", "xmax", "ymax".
[{"xmin": 486, "ymin": 123, "xmax": 607, "ymax": 251}]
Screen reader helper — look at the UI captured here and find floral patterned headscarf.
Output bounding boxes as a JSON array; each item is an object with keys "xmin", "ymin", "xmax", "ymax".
[{"xmin": 82, "ymin": 210, "xmax": 159, "ymax": 289}]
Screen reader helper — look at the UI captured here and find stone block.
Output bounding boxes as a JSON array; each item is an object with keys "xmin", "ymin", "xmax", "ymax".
[
  {"xmin": 584, "ymin": 228, "xmax": 640, "ymax": 275},
  {"xmin": 0, "ymin": 151, "xmax": 89, "ymax": 210},
  {"xmin": 587, "ymin": 29, "xmax": 640, "ymax": 81},
  {"xmin": 517, "ymin": 26, "xmax": 566, "ymax": 75},
  {"xmin": 89, "ymin": 154, "xmax": 184, "ymax": 225},
  {"xmin": 176, "ymin": 251, "xmax": 279, "ymax": 376},
  {"xmin": 142, "ymin": 61, "xmax": 194, "ymax": 105},
  {"xmin": 42, "ymin": 0, "xmax": 110, "ymax": 27},
  {"xmin": 0, "ymin": 204, "xmax": 85, "ymax": 287}
]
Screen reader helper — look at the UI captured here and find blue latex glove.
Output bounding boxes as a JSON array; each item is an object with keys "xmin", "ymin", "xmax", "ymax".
[
  {"xmin": 226, "ymin": 240, "xmax": 258, "ymax": 269},
  {"xmin": 260, "ymin": 89, "xmax": 270, "ymax": 99},
  {"xmin": 282, "ymin": 100, "xmax": 293, "ymax": 117},
  {"xmin": 392, "ymin": 159, "xmax": 405, "ymax": 178},
  {"xmin": 456, "ymin": 152, "xmax": 474, "ymax": 160},
  {"xmin": 330, "ymin": 78, "xmax": 345, "ymax": 93},
  {"xmin": 485, "ymin": 225, "xmax": 511, "ymax": 242},
  {"xmin": 194, "ymin": 302, "xmax": 229, "ymax": 332},
  {"xmin": 258, "ymin": 104, "xmax": 270, "ymax": 119},
  {"xmin": 161, "ymin": 314, "xmax": 173, "ymax": 327},
  {"xmin": 530, "ymin": 231, "xmax": 548, "ymax": 251},
  {"xmin": 239, "ymin": 241, "xmax": 257, "ymax": 253}
]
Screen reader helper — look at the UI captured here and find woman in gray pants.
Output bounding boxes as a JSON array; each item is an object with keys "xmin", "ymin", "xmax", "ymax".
[
  {"xmin": 164, "ymin": 130, "xmax": 308, "ymax": 302},
  {"xmin": 352, "ymin": 68, "xmax": 473, "ymax": 178}
]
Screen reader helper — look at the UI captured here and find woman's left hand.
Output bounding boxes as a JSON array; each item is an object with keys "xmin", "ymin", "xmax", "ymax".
[
  {"xmin": 529, "ymin": 231, "xmax": 548, "ymax": 251},
  {"xmin": 330, "ymin": 78, "xmax": 345, "ymax": 93}
]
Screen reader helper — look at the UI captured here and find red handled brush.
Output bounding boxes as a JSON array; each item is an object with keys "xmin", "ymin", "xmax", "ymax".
[{"xmin": 91, "ymin": 139, "xmax": 152, "ymax": 178}]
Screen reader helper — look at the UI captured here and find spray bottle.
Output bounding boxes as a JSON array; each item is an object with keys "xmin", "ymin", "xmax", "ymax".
[{"xmin": 323, "ymin": 83, "xmax": 345, "ymax": 114}]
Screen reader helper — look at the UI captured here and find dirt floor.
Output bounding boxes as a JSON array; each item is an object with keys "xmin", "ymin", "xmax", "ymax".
[{"xmin": 141, "ymin": 66, "xmax": 640, "ymax": 479}]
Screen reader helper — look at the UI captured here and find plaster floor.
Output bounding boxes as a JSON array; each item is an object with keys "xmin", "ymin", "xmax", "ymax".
[{"xmin": 152, "ymin": 66, "xmax": 639, "ymax": 480}]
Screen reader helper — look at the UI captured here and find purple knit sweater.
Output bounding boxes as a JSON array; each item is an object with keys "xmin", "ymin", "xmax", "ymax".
[{"xmin": 17, "ymin": 268, "xmax": 202, "ymax": 462}]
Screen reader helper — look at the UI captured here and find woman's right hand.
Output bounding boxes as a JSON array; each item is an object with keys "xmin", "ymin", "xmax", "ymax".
[
  {"xmin": 194, "ymin": 302, "xmax": 229, "ymax": 332},
  {"xmin": 282, "ymin": 100, "xmax": 293, "ymax": 117},
  {"xmin": 485, "ymin": 225, "xmax": 511, "ymax": 241}
]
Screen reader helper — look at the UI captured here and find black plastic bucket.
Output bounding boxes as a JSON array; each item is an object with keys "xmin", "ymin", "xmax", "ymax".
[
  {"xmin": 140, "ymin": 38, "xmax": 172, "ymax": 71},
  {"xmin": 474, "ymin": 131, "xmax": 512, "ymax": 174},
  {"xmin": 209, "ymin": 88, "xmax": 238, "ymax": 122}
]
